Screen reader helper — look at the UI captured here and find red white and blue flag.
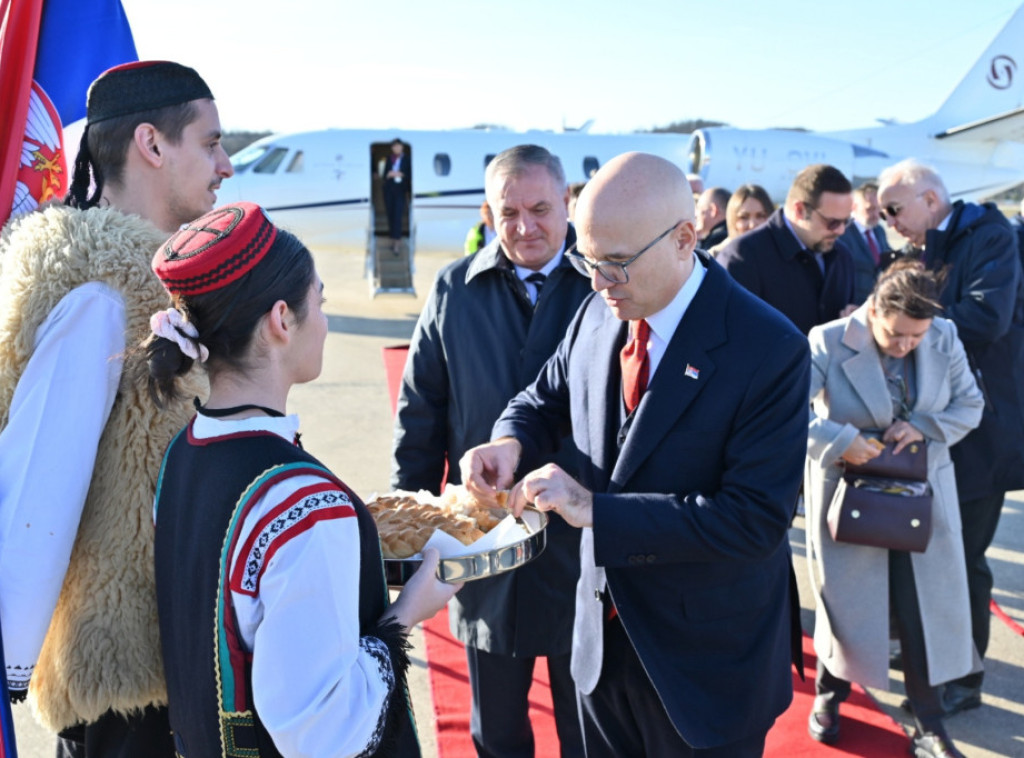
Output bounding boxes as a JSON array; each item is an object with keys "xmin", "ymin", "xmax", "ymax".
[
  {"xmin": 0, "ymin": 0, "xmax": 137, "ymax": 227},
  {"xmin": 0, "ymin": 2, "xmax": 137, "ymax": 752}
]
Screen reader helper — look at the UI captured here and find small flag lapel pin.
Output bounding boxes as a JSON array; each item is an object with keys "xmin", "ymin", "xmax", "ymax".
[{"xmin": 684, "ymin": 364, "xmax": 700, "ymax": 380}]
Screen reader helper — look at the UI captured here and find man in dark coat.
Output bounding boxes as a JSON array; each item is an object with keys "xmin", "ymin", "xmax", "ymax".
[
  {"xmin": 696, "ymin": 187, "xmax": 730, "ymax": 250},
  {"xmin": 717, "ymin": 164, "xmax": 856, "ymax": 335},
  {"xmin": 392, "ymin": 145, "xmax": 589, "ymax": 757},
  {"xmin": 879, "ymin": 159, "xmax": 1024, "ymax": 717},
  {"xmin": 840, "ymin": 181, "xmax": 891, "ymax": 304},
  {"xmin": 463, "ymin": 153, "xmax": 808, "ymax": 757}
]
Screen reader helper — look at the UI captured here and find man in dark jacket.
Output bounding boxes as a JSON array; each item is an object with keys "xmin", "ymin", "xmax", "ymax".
[
  {"xmin": 840, "ymin": 181, "xmax": 892, "ymax": 305},
  {"xmin": 716, "ymin": 164, "xmax": 856, "ymax": 335},
  {"xmin": 696, "ymin": 187, "xmax": 730, "ymax": 250},
  {"xmin": 879, "ymin": 159, "xmax": 1024, "ymax": 717},
  {"xmin": 392, "ymin": 145, "xmax": 589, "ymax": 757}
]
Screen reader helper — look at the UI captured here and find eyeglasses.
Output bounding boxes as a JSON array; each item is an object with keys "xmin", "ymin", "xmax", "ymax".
[
  {"xmin": 810, "ymin": 207, "xmax": 851, "ymax": 232},
  {"xmin": 880, "ymin": 191, "xmax": 927, "ymax": 221},
  {"xmin": 567, "ymin": 221, "xmax": 681, "ymax": 284}
]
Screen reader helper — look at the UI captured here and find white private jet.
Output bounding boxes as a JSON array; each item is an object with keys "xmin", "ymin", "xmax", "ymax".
[
  {"xmin": 687, "ymin": 3, "xmax": 1024, "ymax": 202},
  {"xmin": 224, "ymin": 3, "xmax": 1024, "ymax": 294},
  {"xmin": 224, "ymin": 128, "xmax": 691, "ymax": 294}
]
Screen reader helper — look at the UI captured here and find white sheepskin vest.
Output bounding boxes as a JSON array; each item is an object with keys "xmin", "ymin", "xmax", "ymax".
[{"xmin": 0, "ymin": 204, "xmax": 207, "ymax": 731}]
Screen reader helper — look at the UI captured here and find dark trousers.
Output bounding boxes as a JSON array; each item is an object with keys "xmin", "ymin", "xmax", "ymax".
[
  {"xmin": 465, "ymin": 647, "xmax": 584, "ymax": 758},
  {"xmin": 578, "ymin": 615, "xmax": 767, "ymax": 758},
  {"xmin": 816, "ymin": 550, "xmax": 945, "ymax": 734},
  {"xmin": 56, "ymin": 705, "xmax": 175, "ymax": 758},
  {"xmin": 383, "ymin": 184, "xmax": 406, "ymax": 240},
  {"xmin": 952, "ymin": 492, "xmax": 1005, "ymax": 689}
]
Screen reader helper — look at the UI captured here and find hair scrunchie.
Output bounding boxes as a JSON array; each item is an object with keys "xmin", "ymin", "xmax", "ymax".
[{"xmin": 149, "ymin": 308, "xmax": 210, "ymax": 363}]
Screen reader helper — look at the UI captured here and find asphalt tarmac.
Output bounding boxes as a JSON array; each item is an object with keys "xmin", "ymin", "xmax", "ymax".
[{"xmin": 11, "ymin": 246, "xmax": 1024, "ymax": 757}]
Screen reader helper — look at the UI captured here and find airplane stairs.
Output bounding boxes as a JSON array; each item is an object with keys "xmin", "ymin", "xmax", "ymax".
[{"xmin": 370, "ymin": 237, "xmax": 415, "ymax": 297}]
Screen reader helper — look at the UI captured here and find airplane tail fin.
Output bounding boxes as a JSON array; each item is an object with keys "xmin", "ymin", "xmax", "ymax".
[{"xmin": 930, "ymin": 5, "xmax": 1024, "ymax": 135}]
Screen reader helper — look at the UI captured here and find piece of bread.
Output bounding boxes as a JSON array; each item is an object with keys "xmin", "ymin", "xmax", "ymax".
[{"xmin": 368, "ymin": 487, "xmax": 504, "ymax": 559}]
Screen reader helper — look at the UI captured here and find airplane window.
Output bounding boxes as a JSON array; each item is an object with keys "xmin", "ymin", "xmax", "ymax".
[
  {"xmin": 230, "ymin": 144, "xmax": 270, "ymax": 174},
  {"xmin": 253, "ymin": 147, "xmax": 288, "ymax": 175},
  {"xmin": 434, "ymin": 153, "xmax": 451, "ymax": 177},
  {"xmin": 287, "ymin": 151, "xmax": 304, "ymax": 173},
  {"xmin": 583, "ymin": 157, "xmax": 599, "ymax": 177},
  {"xmin": 484, "ymin": 154, "xmax": 495, "ymax": 168}
]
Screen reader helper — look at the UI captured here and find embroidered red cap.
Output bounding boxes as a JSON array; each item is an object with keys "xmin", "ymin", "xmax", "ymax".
[{"xmin": 152, "ymin": 203, "xmax": 278, "ymax": 296}]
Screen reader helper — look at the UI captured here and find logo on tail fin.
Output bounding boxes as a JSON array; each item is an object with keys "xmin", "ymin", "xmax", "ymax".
[{"xmin": 987, "ymin": 55, "xmax": 1016, "ymax": 90}]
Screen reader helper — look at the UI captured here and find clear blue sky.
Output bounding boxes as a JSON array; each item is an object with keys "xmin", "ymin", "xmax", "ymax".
[{"xmin": 119, "ymin": 0, "xmax": 1021, "ymax": 135}]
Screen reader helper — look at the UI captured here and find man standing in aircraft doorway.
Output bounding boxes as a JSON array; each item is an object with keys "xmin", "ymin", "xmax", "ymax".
[
  {"xmin": 392, "ymin": 144, "xmax": 588, "ymax": 758},
  {"xmin": 878, "ymin": 159, "xmax": 1024, "ymax": 718},
  {"xmin": 0, "ymin": 61, "xmax": 233, "ymax": 756},
  {"xmin": 383, "ymin": 137, "xmax": 411, "ymax": 253}
]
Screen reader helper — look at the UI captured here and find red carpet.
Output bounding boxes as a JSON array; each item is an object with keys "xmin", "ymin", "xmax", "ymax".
[
  {"xmin": 423, "ymin": 611, "xmax": 910, "ymax": 757},
  {"xmin": 422, "ymin": 609, "xmax": 559, "ymax": 757}
]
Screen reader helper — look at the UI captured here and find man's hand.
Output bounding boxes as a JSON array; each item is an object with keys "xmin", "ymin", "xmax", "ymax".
[
  {"xmin": 882, "ymin": 420, "xmax": 925, "ymax": 454},
  {"xmin": 460, "ymin": 437, "xmax": 522, "ymax": 506},
  {"xmin": 510, "ymin": 463, "xmax": 593, "ymax": 529}
]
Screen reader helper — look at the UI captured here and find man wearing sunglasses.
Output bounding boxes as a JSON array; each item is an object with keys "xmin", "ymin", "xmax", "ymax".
[
  {"xmin": 878, "ymin": 159, "xmax": 1024, "ymax": 719},
  {"xmin": 463, "ymin": 152, "xmax": 809, "ymax": 757},
  {"xmin": 716, "ymin": 164, "xmax": 857, "ymax": 335}
]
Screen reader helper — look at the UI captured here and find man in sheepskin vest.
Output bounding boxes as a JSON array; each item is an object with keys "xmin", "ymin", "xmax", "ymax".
[{"xmin": 0, "ymin": 61, "xmax": 233, "ymax": 756}]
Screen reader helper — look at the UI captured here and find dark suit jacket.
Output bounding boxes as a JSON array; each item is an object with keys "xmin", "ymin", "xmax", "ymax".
[
  {"xmin": 716, "ymin": 208, "xmax": 854, "ymax": 335},
  {"xmin": 840, "ymin": 222, "xmax": 891, "ymax": 304},
  {"xmin": 493, "ymin": 252, "xmax": 809, "ymax": 748},
  {"xmin": 382, "ymin": 153, "xmax": 411, "ymax": 197},
  {"xmin": 392, "ymin": 230, "xmax": 589, "ymax": 657}
]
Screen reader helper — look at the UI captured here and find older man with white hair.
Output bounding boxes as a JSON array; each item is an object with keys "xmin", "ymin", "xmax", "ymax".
[{"xmin": 879, "ymin": 158, "xmax": 1024, "ymax": 718}]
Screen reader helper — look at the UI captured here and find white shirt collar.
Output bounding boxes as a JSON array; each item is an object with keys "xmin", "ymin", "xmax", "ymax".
[
  {"xmin": 643, "ymin": 256, "xmax": 707, "ymax": 378},
  {"xmin": 936, "ymin": 210, "xmax": 953, "ymax": 232},
  {"xmin": 192, "ymin": 412, "xmax": 301, "ymax": 443},
  {"xmin": 513, "ymin": 244, "xmax": 565, "ymax": 281}
]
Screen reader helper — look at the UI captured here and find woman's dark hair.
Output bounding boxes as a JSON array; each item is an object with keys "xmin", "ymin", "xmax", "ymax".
[
  {"xmin": 65, "ymin": 101, "xmax": 198, "ymax": 210},
  {"xmin": 143, "ymin": 229, "xmax": 316, "ymax": 406},
  {"xmin": 871, "ymin": 258, "xmax": 947, "ymax": 320}
]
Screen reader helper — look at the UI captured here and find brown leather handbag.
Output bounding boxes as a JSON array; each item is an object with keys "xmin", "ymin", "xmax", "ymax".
[{"xmin": 826, "ymin": 441, "xmax": 933, "ymax": 553}]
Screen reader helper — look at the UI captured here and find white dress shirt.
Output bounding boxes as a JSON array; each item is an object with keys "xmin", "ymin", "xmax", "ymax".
[
  {"xmin": 186, "ymin": 414, "xmax": 394, "ymax": 758},
  {"xmin": 0, "ymin": 282, "xmax": 124, "ymax": 691},
  {"xmin": 640, "ymin": 256, "xmax": 707, "ymax": 380}
]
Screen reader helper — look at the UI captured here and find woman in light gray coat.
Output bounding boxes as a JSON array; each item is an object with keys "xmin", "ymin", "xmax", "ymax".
[{"xmin": 804, "ymin": 261, "xmax": 983, "ymax": 758}]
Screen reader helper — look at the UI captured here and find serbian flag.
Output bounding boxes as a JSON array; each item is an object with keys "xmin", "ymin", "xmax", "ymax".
[
  {"xmin": 0, "ymin": 0, "xmax": 137, "ymax": 226},
  {"xmin": 0, "ymin": 1, "xmax": 136, "ymax": 752}
]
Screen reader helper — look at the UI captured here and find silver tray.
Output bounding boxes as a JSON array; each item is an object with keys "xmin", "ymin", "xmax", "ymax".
[{"xmin": 384, "ymin": 506, "xmax": 547, "ymax": 585}]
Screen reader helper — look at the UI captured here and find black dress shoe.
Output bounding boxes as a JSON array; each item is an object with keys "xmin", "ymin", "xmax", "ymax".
[
  {"xmin": 807, "ymin": 697, "xmax": 840, "ymax": 744},
  {"xmin": 911, "ymin": 730, "xmax": 966, "ymax": 758},
  {"xmin": 941, "ymin": 682, "xmax": 982, "ymax": 716}
]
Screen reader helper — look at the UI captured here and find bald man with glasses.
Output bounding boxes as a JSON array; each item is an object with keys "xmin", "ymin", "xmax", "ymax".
[
  {"xmin": 463, "ymin": 152, "xmax": 809, "ymax": 757},
  {"xmin": 717, "ymin": 163, "xmax": 857, "ymax": 335}
]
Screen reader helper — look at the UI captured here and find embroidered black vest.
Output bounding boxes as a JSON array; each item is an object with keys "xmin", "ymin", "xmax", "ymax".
[{"xmin": 154, "ymin": 421, "xmax": 419, "ymax": 757}]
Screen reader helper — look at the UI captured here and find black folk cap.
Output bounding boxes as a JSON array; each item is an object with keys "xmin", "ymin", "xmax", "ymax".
[{"xmin": 86, "ymin": 60, "xmax": 214, "ymax": 125}]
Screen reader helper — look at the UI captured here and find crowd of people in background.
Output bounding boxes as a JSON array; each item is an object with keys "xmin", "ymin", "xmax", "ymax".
[{"xmin": 1, "ymin": 58, "xmax": 1022, "ymax": 758}]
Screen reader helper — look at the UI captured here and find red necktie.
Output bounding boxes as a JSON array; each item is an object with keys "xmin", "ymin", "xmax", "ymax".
[
  {"xmin": 621, "ymin": 319, "xmax": 650, "ymax": 414},
  {"xmin": 865, "ymin": 228, "xmax": 881, "ymax": 264}
]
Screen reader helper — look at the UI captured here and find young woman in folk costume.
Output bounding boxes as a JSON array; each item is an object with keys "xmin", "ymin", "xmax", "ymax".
[{"xmin": 145, "ymin": 202, "xmax": 458, "ymax": 758}]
